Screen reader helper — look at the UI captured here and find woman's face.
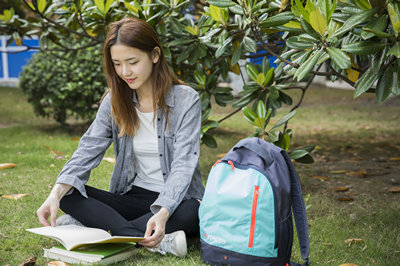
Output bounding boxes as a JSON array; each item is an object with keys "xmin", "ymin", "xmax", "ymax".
[{"xmin": 110, "ymin": 44, "xmax": 159, "ymax": 93}]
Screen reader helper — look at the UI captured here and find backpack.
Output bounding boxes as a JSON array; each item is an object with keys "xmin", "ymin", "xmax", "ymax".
[{"xmin": 199, "ymin": 137, "xmax": 310, "ymax": 266}]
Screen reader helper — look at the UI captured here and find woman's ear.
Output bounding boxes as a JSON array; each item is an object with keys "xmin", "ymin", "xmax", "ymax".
[{"xmin": 152, "ymin": 47, "xmax": 161, "ymax": 64}]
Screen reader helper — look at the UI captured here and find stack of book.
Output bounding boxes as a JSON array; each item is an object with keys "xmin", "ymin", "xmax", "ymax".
[{"xmin": 27, "ymin": 225, "xmax": 145, "ymax": 265}]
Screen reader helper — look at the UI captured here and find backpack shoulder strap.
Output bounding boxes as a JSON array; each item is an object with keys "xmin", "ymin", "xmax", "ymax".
[{"xmin": 281, "ymin": 151, "xmax": 310, "ymax": 265}]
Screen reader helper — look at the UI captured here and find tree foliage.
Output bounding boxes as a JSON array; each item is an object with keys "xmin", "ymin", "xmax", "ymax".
[{"xmin": 1, "ymin": 0, "xmax": 399, "ymax": 162}]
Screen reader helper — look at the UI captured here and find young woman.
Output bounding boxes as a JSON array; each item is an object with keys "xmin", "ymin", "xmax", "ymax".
[{"xmin": 36, "ymin": 17, "xmax": 204, "ymax": 257}]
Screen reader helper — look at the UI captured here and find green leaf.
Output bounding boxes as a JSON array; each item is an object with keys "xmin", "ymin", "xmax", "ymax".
[
  {"xmin": 231, "ymin": 43, "xmax": 242, "ymax": 66},
  {"xmin": 256, "ymin": 100, "xmax": 266, "ymax": 118},
  {"xmin": 185, "ymin": 25, "xmax": 198, "ymax": 35},
  {"xmin": 38, "ymin": 0, "xmax": 46, "ymax": 13},
  {"xmin": 264, "ymin": 68, "xmax": 274, "ymax": 86},
  {"xmin": 393, "ymin": 63, "xmax": 400, "ymax": 95},
  {"xmin": 202, "ymin": 120, "xmax": 219, "ymax": 133},
  {"xmin": 388, "ymin": 43, "xmax": 400, "ymax": 58},
  {"xmin": 245, "ymin": 64, "xmax": 259, "ymax": 82},
  {"xmin": 271, "ymin": 110, "xmax": 296, "ymax": 130},
  {"xmin": 331, "ymin": 8, "xmax": 376, "ymax": 38},
  {"xmin": 260, "ymin": 11, "xmax": 294, "ymax": 28},
  {"xmin": 294, "ymin": 0, "xmax": 310, "ymax": 23},
  {"xmin": 194, "ymin": 70, "xmax": 206, "ymax": 85},
  {"xmin": 342, "ymin": 41, "xmax": 386, "ymax": 55},
  {"xmin": 124, "ymin": 2, "xmax": 139, "ymax": 16},
  {"xmin": 105, "ymin": 0, "xmax": 113, "ymax": 14},
  {"xmin": 294, "ymin": 153, "xmax": 314, "ymax": 164},
  {"xmin": 242, "ymin": 106, "xmax": 257, "ymax": 124},
  {"xmin": 361, "ymin": 15, "xmax": 387, "ymax": 39},
  {"xmin": 202, "ymin": 134, "xmax": 217, "ymax": 148},
  {"xmin": 94, "ymin": 0, "xmax": 105, "ymax": 15},
  {"xmin": 362, "ymin": 28, "xmax": 392, "ymax": 38},
  {"xmin": 242, "ymin": 37, "xmax": 257, "ymax": 53},
  {"xmin": 354, "ymin": 67, "xmax": 380, "ymax": 98},
  {"xmin": 301, "ymin": 18, "xmax": 320, "ymax": 39},
  {"xmin": 209, "ymin": 4, "xmax": 222, "ymax": 22},
  {"xmin": 281, "ymin": 132, "xmax": 291, "ymax": 151},
  {"xmin": 376, "ymin": 65, "xmax": 393, "ymax": 103},
  {"xmin": 215, "ymin": 36, "xmax": 233, "ymax": 57},
  {"xmin": 326, "ymin": 47, "xmax": 351, "ymax": 69},
  {"xmin": 355, "ymin": 0, "xmax": 371, "ymax": 10},
  {"xmin": 289, "ymin": 149, "xmax": 310, "ymax": 160},
  {"xmin": 309, "ymin": 9, "xmax": 327, "ymax": 36},
  {"xmin": 388, "ymin": 3, "xmax": 399, "ymax": 36},
  {"xmin": 256, "ymin": 73, "xmax": 265, "ymax": 86},
  {"xmin": 295, "ymin": 50, "xmax": 322, "ymax": 81},
  {"xmin": 168, "ymin": 39, "xmax": 194, "ymax": 47},
  {"xmin": 254, "ymin": 117, "xmax": 266, "ymax": 128},
  {"xmin": 206, "ymin": 0, "xmax": 236, "ymax": 7},
  {"xmin": 286, "ymin": 37, "xmax": 313, "ymax": 49}
]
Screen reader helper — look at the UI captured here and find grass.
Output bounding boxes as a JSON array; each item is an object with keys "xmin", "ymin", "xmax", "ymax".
[{"xmin": 0, "ymin": 86, "xmax": 399, "ymax": 265}]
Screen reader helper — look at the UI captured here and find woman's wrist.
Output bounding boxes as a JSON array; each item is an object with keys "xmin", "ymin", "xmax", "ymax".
[
  {"xmin": 49, "ymin": 183, "xmax": 72, "ymax": 201},
  {"xmin": 158, "ymin": 207, "xmax": 170, "ymax": 221}
]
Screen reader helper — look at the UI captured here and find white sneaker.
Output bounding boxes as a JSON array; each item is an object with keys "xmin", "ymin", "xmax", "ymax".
[
  {"xmin": 148, "ymin": 230, "xmax": 187, "ymax": 257},
  {"xmin": 55, "ymin": 214, "xmax": 85, "ymax": 227}
]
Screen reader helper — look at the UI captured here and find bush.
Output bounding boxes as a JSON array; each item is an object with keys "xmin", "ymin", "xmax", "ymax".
[{"xmin": 20, "ymin": 40, "xmax": 107, "ymax": 125}]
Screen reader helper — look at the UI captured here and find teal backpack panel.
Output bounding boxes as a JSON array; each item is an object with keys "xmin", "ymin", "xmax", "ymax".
[{"xmin": 199, "ymin": 162, "xmax": 277, "ymax": 257}]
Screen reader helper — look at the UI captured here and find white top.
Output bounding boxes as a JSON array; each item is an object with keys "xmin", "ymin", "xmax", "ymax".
[{"xmin": 132, "ymin": 109, "xmax": 164, "ymax": 192}]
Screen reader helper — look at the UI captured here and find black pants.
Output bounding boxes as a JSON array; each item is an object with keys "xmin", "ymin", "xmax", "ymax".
[{"xmin": 60, "ymin": 185, "xmax": 200, "ymax": 237}]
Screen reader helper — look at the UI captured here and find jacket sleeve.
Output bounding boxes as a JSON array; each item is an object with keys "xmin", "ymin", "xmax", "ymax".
[
  {"xmin": 56, "ymin": 93, "xmax": 113, "ymax": 197},
  {"xmin": 151, "ymin": 93, "xmax": 201, "ymax": 215}
]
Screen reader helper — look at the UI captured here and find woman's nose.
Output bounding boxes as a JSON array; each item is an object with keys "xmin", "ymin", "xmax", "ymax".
[{"xmin": 122, "ymin": 65, "xmax": 131, "ymax": 76}]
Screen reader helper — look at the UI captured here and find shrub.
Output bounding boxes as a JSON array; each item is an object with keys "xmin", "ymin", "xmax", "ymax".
[{"xmin": 20, "ymin": 41, "xmax": 107, "ymax": 125}]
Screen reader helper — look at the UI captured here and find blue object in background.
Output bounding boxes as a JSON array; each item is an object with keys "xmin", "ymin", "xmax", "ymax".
[
  {"xmin": 0, "ymin": 36, "xmax": 39, "ymax": 84},
  {"xmin": 249, "ymin": 49, "xmax": 277, "ymax": 68}
]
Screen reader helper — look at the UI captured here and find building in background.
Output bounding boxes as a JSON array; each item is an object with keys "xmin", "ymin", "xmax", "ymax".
[{"xmin": 0, "ymin": 36, "xmax": 38, "ymax": 87}]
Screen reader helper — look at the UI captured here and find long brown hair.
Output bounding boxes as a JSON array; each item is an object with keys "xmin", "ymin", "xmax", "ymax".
[{"xmin": 103, "ymin": 17, "xmax": 181, "ymax": 136}]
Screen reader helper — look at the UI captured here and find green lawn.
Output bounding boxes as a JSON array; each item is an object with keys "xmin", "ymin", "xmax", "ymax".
[{"xmin": 0, "ymin": 86, "xmax": 399, "ymax": 265}]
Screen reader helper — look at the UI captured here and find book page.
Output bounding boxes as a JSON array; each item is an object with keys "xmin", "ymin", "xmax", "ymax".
[{"xmin": 27, "ymin": 225, "xmax": 144, "ymax": 250}]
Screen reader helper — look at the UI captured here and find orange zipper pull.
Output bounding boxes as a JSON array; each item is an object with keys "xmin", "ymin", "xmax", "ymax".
[{"xmin": 227, "ymin": 160, "xmax": 235, "ymax": 170}]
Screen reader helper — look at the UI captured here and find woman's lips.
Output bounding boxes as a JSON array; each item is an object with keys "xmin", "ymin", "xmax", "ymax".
[{"xmin": 126, "ymin": 78, "xmax": 136, "ymax": 83}]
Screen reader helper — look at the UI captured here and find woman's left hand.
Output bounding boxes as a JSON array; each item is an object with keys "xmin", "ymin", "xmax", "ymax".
[{"xmin": 139, "ymin": 207, "xmax": 170, "ymax": 248}]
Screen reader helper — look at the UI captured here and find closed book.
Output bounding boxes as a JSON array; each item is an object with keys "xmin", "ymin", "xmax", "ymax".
[{"xmin": 43, "ymin": 243, "xmax": 137, "ymax": 265}]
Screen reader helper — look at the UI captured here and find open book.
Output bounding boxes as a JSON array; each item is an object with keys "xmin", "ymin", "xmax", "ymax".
[{"xmin": 26, "ymin": 225, "xmax": 145, "ymax": 250}]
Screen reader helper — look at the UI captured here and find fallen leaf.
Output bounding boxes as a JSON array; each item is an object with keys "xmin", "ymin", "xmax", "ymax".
[
  {"xmin": 333, "ymin": 186, "xmax": 350, "ymax": 192},
  {"xmin": 345, "ymin": 238, "xmax": 364, "ymax": 245},
  {"xmin": 103, "ymin": 157, "xmax": 116, "ymax": 164},
  {"xmin": 48, "ymin": 261, "xmax": 69, "ymax": 266},
  {"xmin": 339, "ymin": 264, "xmax": 358, "ymax": 266},
  {"xmin": 2, "ymin": 193, "xmax": 29, "ymax": 200},
  {"xmin": 337, "ymin": 197, "xmax": 354, "ymax": 202},
  {"xmin": 389, "ymin": 187, "xmax": 400, "ymax": 193},
  {"xmin": 53, "ymin": 155, "xmax": 65, "ymax": 160},
  {"xmin": 0, "ymin": 163, "xmax": 17, "ymax": 170},
  {"xmin": 346, "ymin": 170, "xmax": 367, "ymax": 178},
  {"xmin": 0, "ymin": 231, "xmax": 8, "ymax": 238},
  {"xmin": 50, "ymin": 150, "xmax": 65, "ymax": 155},
  {"xmin": 71, "ymin": 137, "xmax": 80, "ymax": 141},
  {"xmin": 311, "ymin": 176, "xmax": 329, "ymax": 181},
  {"xmin": 19, "ymin": 256, "xmax": 36, "ymax": 266},
  {"xmin": 389, "ymin": 157, "xmax": 400, "ymax": 161},
  {"xmin": 216, "ymin": 153, "xmax": 226, "ymax": 158},
  {"xmin": 322, "ymin": 242, "xmax": 332, "ymax": 246},
  {"xmin": 330, "ymin": 170, "xmax": 346, "ymax": 174}
]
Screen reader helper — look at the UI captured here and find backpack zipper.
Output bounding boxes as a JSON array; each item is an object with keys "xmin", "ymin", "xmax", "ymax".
[{"xmin": 248, "ymin": 185, "xmax": 259, "ymax": 248}]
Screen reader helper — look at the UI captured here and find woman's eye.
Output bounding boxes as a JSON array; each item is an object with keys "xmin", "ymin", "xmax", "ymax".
[
  {"xmin": 129, "ymin": 62, "xmax": 137, "ymax": 65},
  {"xmin": 113, "ymin": 63, "xmax": 120, "ymax": 66}
]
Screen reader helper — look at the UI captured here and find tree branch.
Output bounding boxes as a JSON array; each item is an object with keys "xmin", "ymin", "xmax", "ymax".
[
  {"xmin": 218, "ymin": 107, "xmax": 242, "ymax": 123},
  {"xmin": 21, "ymin": 0, "xmax": 100, "ymax": 43}
]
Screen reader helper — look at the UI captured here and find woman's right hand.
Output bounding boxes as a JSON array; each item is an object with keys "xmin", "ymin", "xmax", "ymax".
[
  {"xmin": 36, "ymin": 183, "xmax": 72, "ymax": 226},
  {"xmin": 36, "ymin": 194, "xmax": 60, "ymax": 227}
]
